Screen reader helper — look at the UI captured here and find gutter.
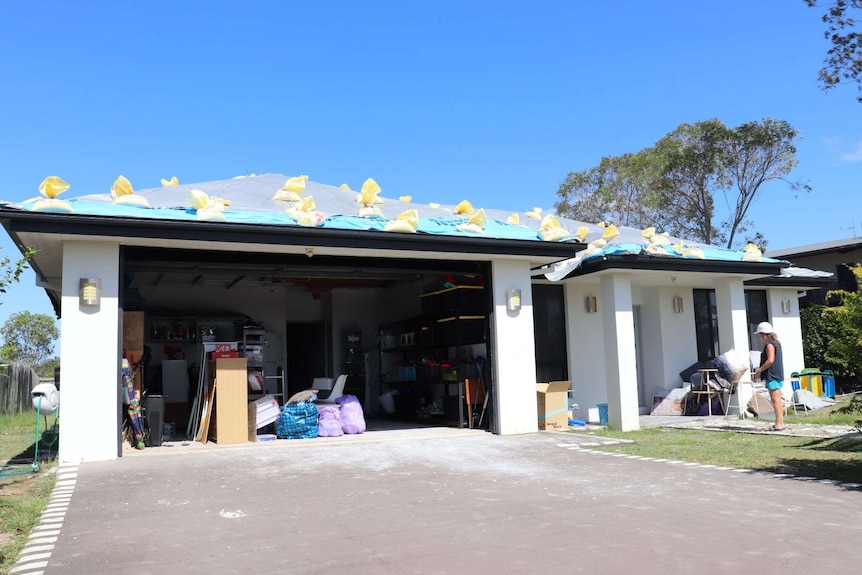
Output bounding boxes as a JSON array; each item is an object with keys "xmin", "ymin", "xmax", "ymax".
[
  {"xmin": 558, "ymin": 253, "xmax": 788, "ymax": 279},
  {"xmin": 1, "ymin": 210, "xmax": 585, "ymax": 259}
]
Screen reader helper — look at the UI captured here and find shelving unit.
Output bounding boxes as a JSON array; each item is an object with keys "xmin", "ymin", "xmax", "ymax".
[
  {"xmin": 378, "ymin": 284, "xmax": 488, "ymax": 427},
  {"xmin": 341, "ymin": 330, "xmax": 365, "ymax": 406},
  {"xmin": 241, "ymin": 326, "xmax": 266, "ymax": 399}
]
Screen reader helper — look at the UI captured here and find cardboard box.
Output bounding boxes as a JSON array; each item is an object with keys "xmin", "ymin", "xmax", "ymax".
[
  {"xmin": 212, "ymin": 342, "xmax": 239, "ymax": 359},
  {"xmin": 536, "ymin": 380, "xmax": 570, "ymax": 430}
]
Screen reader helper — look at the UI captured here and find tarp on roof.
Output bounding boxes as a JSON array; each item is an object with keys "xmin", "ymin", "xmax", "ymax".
[{"xmin": 7, "ymin": 172, "xmax": 786, "ymax": 272}]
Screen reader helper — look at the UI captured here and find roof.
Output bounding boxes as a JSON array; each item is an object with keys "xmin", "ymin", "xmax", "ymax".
[
  {"xmin": 1, "ymin": 172, "xmax": 788, "ymax": 279},
  {"xmin": 767, "ymin": 237, "xmax": 862, "ymax": 259}
]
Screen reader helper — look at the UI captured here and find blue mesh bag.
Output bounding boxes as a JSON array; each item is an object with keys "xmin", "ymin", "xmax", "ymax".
[{"xmin": 276, "ymin": 400, "xmax": 319, "ymax": 439}]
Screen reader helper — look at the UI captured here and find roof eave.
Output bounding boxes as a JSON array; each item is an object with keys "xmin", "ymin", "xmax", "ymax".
[
  {"xmin": 1, "ymin": 210, "xmax": 585, "ymax": 260},
  {"xmin": 561, "ymin": 253, "xmax": 787, "ymax": 279}
]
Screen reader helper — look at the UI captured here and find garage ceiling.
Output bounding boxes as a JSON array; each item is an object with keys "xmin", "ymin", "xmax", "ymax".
[{"xmin": 123, "ymin": 247, "xmax": 487, "ymax": 294}]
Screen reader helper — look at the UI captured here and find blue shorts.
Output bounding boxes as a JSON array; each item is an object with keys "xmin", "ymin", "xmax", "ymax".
[{"xmin": 765, "ymin": 380, "xmax": 783, "ymax": 391}]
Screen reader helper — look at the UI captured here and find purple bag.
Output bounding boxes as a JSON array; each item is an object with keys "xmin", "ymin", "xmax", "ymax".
[
  {"xmin": 337, "ymin": 394, "xmax": 366, "ymax": 434},
  {"xmin": 318, "ymin": 405, "xmax": 343, "ymax": 437}
]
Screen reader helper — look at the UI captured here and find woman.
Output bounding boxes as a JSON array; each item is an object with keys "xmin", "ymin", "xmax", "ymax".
[{"xmin": 753, "ymin": 321, "xmax": 785, "ymax": 431}]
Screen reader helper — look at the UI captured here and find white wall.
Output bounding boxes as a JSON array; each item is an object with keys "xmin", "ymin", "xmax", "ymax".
[
  {"xmin": 59, "ymin": 241, "xmax": 121, "ymax": 463},
  {"xmin": 638, "ymin": 286, "xmax": 698, "ymax": 396},
  {"xmin": 564, "ymin": 282, "xmax": 606, "ymax": 419},
  {"xmin": 769, "ymin": 288, "xmax": 805, "ymax": 376},
  {"xmin": 491, "ymin": 259, "xmax": 538, "ymax": 434}
]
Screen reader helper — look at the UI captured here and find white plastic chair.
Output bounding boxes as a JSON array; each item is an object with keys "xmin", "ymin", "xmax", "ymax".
[{"xmin": 316, "ymin": 374, "xmax": 348, "ymax": 404}]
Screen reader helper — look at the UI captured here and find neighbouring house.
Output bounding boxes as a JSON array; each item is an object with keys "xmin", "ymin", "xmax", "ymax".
[
  {"xmin": 768, "ymin": 238, "xmax": 862, "ymax": 306},
  {"xmin": 0, "ymin": 173, "xmax": 827, "ymax": 462}
]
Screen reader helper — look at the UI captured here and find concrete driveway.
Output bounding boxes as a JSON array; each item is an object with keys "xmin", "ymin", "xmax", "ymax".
[{"xmin": 13, "ymin": 429, "xmax": 862, "ymax": 575}]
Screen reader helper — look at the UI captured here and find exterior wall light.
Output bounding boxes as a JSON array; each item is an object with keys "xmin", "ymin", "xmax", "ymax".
[
  {"xmin": 79, "ymin": 278, "xmax": 101, "ymax": 306},
  {"xmin": 507, "ymin": 288, "xmax": 522, "ymax": 312},
  {"xmin": 585, "ymin": 295, "xmax": 597, "ymax": 313},
  {"xmin": 782, "ymin": 299, "xmax": 791, "ymax": 314},
  {"xmin": 673, "ymin": 296, "xmax": 684, "ymax": 314}
]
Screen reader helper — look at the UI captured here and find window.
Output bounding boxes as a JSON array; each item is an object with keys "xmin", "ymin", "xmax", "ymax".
[
  {"xmin": 745, "ymin": 290, "xmax": 768, "ymax": 352},
  {"xmin": 532, "ymin": 284, "xmax": 568, "ymax": 382},
  {"xmin": 693, "ymin": 289, "xmax": 719, "ymax": 362}
]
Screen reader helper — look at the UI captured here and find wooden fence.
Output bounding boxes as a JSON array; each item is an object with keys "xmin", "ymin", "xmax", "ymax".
[{"xmin": 0, "ymin": 364, "xmax": 42, "ymax": 415}]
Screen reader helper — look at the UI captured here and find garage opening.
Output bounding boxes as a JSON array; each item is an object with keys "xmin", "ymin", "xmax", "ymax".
[{"xmin": 120, "ymin": 246, "xmax": 493, "ymax": 448}]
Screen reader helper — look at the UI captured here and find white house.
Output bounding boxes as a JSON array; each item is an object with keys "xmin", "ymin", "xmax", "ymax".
[{"xmin": 0, "ymin": 174, "xmax": 822, "ymax": 462}]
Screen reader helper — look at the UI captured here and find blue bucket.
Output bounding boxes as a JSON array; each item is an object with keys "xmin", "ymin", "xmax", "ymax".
[{"xmin": 597, "ymin": 403, "xmax": 608, "ymax": 425}]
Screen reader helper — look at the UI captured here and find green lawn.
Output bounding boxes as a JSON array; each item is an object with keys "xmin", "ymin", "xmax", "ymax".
[
  {"xmin": 1, "ymin": 411, "xmax": 58, "ymax": 574},
  {"xmin": 589, "ymin": 397, "xmax": 862, "ymax": 484}
]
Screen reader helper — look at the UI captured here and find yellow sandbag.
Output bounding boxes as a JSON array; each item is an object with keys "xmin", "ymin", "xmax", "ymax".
[
  {"xmin": 196, "ymin": 206, "xmax": 227, "ymax": 221},
  {"xmin": 114, "ymin": 195, "xmax": 151, "ymax": 208},
  {"xmin": 384, "ymin": 220, "xmax": 418, "ymax": 233},
  {"xmin": 456, "ymin": 208, "xmax": 486, "ymax": 234},
  {"xmin": 111, "ymin": 175, "xmax": 134, "ymax": 200},
  {"xmin": 645, "ymin": 243, "xmax": 669, "ymax": 256},
  {"xmin": 525, "ymin": 207, "xmax": 542, "ymax": 220},
  {"xmin": 684, "ymin": 246, "xmax": 705, "ymax": 259},
  {"xmin": 506, "ymin": 213, "xmax": 520, "ymax": 225},
  {"xmin": 384, "ymin": 209, "xmax": 419, "ymax": 233},
  {"xmin": 160, "ymin": 176, "xmax": 179, "ymax": 187},
  {"xmin": 399, "ymin": 196, "xmax": 412, "ymax": 203},
  {"xmin": 39, "ymin": 176, "xmax": 70, "ymax": 198},
  {"xmin": 641, "ymin": 226, "xmax": 656, "ymax": 239},
  {"xmin": 743, "ymin": 242, "xmax": 762, "ymax": 261},
  {"xmin": 360, "ymin": 178, "xmax": 381, "ymax": 206},
  {"xmin": 602, "ymin": 224, "xmax": 619, "ymax": 240},
  {"xmin": 273, "ymin": 175, "xmax": 308, "ymax": 202},
  {"xmin": 339, "ymin": 183, "xmax": 351, "ymax": 191},
  {"xmin": 358, "ymin": 205, "xmax": 384, "ymax": 218},
  {"xmin": 539, "ymin": 227, "xmax": 569, "ymax": 242},
  {"xmin": 295, "ymin": 212, "xmax": 324, "ymax": 227},
  {"xmin": 454, "ymin": 200, "xmax": 474, "ymax": 215},
  {"xmin": 189, "ymin": 189, "xmax": 210, "ymax": 210},
  {"xmin": 576, "ymin": 226, "xmax": 589, "ymax": 241},
  {"xmin": 429, "ymin": 202, "xmax": 441, "ymax": 209},
  {"xmin": 296, "ymin": 195, "xmax": 316, "ymax": 212},
  {"xmin": 32, "ymin": 198, "xmax": 74, "ymax": 213}
]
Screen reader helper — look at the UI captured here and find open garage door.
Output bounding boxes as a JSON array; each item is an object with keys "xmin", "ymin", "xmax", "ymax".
[{"xmin": 120, "ymin": 247, "xmax": 493, "ymax": 447}]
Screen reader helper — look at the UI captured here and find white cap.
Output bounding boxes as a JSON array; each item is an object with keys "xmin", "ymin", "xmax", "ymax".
[{"xmin": 755, "ymin": 321, "xmax": 774, "ymax": 335}]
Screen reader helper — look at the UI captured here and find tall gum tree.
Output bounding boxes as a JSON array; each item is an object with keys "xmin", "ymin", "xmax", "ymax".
[{"xmin": 555, "ymin": 118, "xmax": 807, "ymax": 249}]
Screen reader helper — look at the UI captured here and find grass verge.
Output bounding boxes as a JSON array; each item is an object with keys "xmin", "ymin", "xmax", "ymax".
[
  {"xmin": 589, "ymin": 397, "xmax": 862, "ymax": 484},
  {"xmin": 1, "ymin": 411, "xmax": 59, "ymax": 574},
  {"xmin": 590, "ymin": 427, "xmax": 862, "ymax": 483}
]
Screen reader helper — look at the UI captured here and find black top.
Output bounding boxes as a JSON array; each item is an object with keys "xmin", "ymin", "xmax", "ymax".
[{"xmin": 760, "ymin": 341, "xmax": 784, "ymax": 382}]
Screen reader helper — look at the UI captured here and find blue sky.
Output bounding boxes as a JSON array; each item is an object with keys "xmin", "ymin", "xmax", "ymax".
[{"xmin": 0, "ymin": 0, "xmax": 860, "ymax": 336}]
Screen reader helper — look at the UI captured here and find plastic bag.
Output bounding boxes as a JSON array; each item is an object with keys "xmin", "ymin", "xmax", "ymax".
[
  {"xmin": 276, "ymin": 400, "xmax": 318, "ymax": 439},
  {"xmin": 318, "ymin": 405, "xmax": 343, "ymax": 437},
  {"xmin": 338, "ymin": 394, "xmax": 366, "ymax": 434}
]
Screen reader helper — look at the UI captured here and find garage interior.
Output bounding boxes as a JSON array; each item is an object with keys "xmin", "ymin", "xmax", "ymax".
[{"xmin": 120, "ymin": 246, "xmax": 494, "ymax": 446}]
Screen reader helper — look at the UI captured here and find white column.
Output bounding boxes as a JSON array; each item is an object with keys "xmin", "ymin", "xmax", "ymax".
[
  {"xmin": 490, "ymin": 259, "xmax": 537, "ymax": 435},
  {"xmin": 715, "ymin": 277, "xmax": 752, "ymax": 415},
  {"xmin": 59, "ymin": 241, "xmax": 121, "ymax": 462},
  {"xmin": 564, "ymin": 282, "xmax": 606, "ymax": 420},
  {"xmin": 769, "ymin": 289, "xmax": 804, "ymax": 375},
  {"xmin": 600, "ymin": 273, "xmax": 639, "ymax": 431}
]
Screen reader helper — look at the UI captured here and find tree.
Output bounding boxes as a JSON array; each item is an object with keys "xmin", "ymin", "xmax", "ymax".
[
  {"xmin": 0, "ymin": 311, "xmax": 59, "ymax": 367},
  {"xmin": 555, "ymin": 118, "xmax": 807, "ymax": 249},
  {"xmin": 554, "ymin": 152, "xmax": 669, "ymax": 230},
  {"xmin": 820, "ymin": 265, "xmax": 862, "ymax": 381},
  {"xmin": 0, "ymin": 246, "xmax": 34, "ymax": 299},
  {"xmin": 36, "ymin": 356, "xmax": 60, "ymax": 379},
  {"xmin": 806, "ymin": 0, "xmax": 862, "ymax": 102}
]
